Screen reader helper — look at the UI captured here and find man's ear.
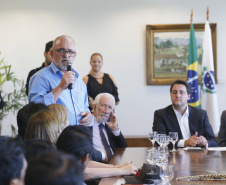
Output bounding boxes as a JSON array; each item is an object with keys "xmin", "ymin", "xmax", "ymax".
[
  {"xmin": 44, "ymin": 51, "xmax": 47, "ymax": 58},
  {"xmin": 93, "ymin": 104, "xmax": 96, "ymax": 111},
  {"xmin": 188, "ymin": 94, "xmax": 191, "ymax": 100},
  {"xmin": 50, "ymin": 49, "xmax": 54, "ymax": 58},
  {"xmin": 80, "ymin": 153, "xmax": 89, "ymax": 167}
]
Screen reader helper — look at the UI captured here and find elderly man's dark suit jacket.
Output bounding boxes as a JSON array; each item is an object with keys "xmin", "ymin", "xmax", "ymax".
[
  {"xmin": 89, "ymin": 124, "xmax": 127, "ymax": 162},
  {"xmin": 152, "ymin": 105, "xmax": 218, "ymax": 147},
  {"xmin": 218, "ymin": 111, "xmax": 226, "ymax": 146}
]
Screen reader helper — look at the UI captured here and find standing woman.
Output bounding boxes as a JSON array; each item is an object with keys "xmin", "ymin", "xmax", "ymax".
[{"xmin": 82, "ymin": 53, "xmax": 119, "ymax": 112}]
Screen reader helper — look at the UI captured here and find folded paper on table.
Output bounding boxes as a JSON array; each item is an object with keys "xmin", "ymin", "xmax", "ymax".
[
  {"xmin": 207, "ymin": 147, "xmax": 226, "ymax": 151},
  {"xmin": 183, "ymin": 147, "xmax": 203, "ymax": 151}
]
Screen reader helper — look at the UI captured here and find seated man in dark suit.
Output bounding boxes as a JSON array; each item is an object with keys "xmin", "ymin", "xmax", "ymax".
[
  {"xmin": 217, "ymin": 111, "xmax": 226, "ymax": 146},
  {"xmin": 92, "ymin": 93, "xmax": 127, "ymax": 162},
  {"xmin": 153, "ymin": 80, "xmax": 218, "ymax": 148}
]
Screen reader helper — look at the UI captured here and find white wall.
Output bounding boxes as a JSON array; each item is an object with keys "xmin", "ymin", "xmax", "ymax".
[{"xmin": 0, "ymin": 0, "xmax": 225, "ymax": 136}]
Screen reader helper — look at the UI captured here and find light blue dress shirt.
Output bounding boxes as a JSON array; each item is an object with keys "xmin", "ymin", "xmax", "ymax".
[{"xmin": 28, "ymin": 62, "xmax": 92, "ymax": 126}]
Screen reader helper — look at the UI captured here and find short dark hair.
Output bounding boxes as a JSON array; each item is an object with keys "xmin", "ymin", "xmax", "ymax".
[
  {"xmin": 170, "ymin": 79, "xmax": 191, "ymax": 95},
  {"xmin": 45, "ymin": 41, "xmax": 53, "ymax": 53},
  {"xmin": 0, "ymin": 136, "xmax": 25, "ymax": 185},
  {"xmin": 17, "ymin": 102, "xmax": 49, "ymax": 140},
  {"xmin": 56, "ymin": 125, "xmax": 93, "ymax": 160},
  {"xmin": 25, "ymin": 152, "xmax": 83, "ymax": 185},
  {"xmin": 25, "ymin": 138, "xmax": 56, "ymax": 162}
]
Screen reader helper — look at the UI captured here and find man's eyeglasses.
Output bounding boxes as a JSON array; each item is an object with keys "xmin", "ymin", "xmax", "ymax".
[
  {"xmin": 53, "ymin": 49, "xmax": 76, "ymax": 57},
  {"xmin": 171, "ymin": 90, "xmax": 186, "ymax": 95}
]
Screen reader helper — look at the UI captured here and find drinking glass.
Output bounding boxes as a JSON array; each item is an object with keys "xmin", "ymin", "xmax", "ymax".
[
  {"xmin": 169, "ymin": 132, "xmax": 178, "ymax": 152},
  {"xmin": 148, "ymin": 131, "xmax": 158, "ymax": 148},
  {"xmin": 159, "ymin": 165, "xmax": 174, "ymax": 185},
  {"xmin": 156, "ymin": 147, "xmax": 168, "ymax": 167},
  {"xmin": 146, "ymin": 149, "xmax": 158, "ymax": 165},
  {"xmin": 160, "ymin": 135, "xmax": 169, "ymax": 148},
  {"xmin": 156, "ymin": 134, "xmax": 166, "ymax": 147},
  {"xmin": 164, "ymin": 136, "xmax": 170, "ymax": 148}
]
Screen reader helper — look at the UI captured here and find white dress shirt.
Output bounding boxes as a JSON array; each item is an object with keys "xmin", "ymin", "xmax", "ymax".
[
  {"xmin": 173, "ymin": 106, "xmax": 191, "ymax": 147},
  {"xmin": 93, "ymin": 117, "xmax": 120, "ymax": 161}
]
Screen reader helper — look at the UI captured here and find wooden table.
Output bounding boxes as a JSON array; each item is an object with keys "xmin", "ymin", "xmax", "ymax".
[{"xmin": 99, "ymin": 147, "xmax": 226, "ymax": 185}]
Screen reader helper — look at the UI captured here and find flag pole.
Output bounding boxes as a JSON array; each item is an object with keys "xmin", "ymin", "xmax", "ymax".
[
  {"xmin": 190, "ymin": 9, "xmax": 193, "ymax": 24},
  {"xmin": 207, "ymin": 6, "xmax": 209, "ymax": 21}
]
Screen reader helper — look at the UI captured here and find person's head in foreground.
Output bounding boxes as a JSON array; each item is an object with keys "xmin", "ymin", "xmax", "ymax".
[
  {"xmin": 25, "ymin": 151, "xmax": 83, "ymax": 185},
  {"xmin": 0, "ymin": 136, "xmax": 27, "ymax": 185},
  {"xmin": 56, "ymin": 125, "xmax": 93, "ymax": 168},
  {"xmin": 24, "ymin": 110, "xmax": 59, "ymax": 144},
  {"xmin": 24, "ymin": 138, "xmax": 56, "ymax": 162},
  {"xmin": 17, "ymin": 102, "xmax": 49, "ymax": 140}
]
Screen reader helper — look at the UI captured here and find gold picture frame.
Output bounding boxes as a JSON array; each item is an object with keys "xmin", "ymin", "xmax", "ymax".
[{"xmin": 146, "ymin": 24, "xmax": 217, "ymax": 85}]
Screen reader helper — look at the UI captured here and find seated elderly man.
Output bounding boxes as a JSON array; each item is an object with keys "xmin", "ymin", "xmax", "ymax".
[
  {"xmin": 92, "ymin": 93, "xmax": 127, "ymax": 163},
  {"xmin": 153, "ymin": 80, "xmax": 218, "ymax": 148}
]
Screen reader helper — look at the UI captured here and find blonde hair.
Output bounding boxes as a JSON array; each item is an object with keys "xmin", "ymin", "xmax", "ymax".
[
  {"xmin": 48, "ymin": 104, "xmax": 68, "ymax": 131},
  {"xmin": 25, "ymin": 110, "xmax": 59, "ymax": 144}
]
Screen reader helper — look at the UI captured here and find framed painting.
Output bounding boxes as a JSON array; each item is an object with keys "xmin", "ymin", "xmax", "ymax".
[{"xmin": 146, "ymin": 24, "xmax": 217, "ymax": 85}]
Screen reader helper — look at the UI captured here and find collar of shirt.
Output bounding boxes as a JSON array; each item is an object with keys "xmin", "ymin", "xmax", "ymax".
[
  {"xmin": 93, "ymin": 116, "xmax": 105, "ymax": 127},
  {"xmin": 49, "ymin": 62, "xmax": 79, "ymax": 78},
  {"xmin": 173, "ymin": 105, "xmax": 189, "ymax": 118}
]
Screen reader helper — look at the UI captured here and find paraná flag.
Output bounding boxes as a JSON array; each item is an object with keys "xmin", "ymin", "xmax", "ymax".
[{"xmin": 200, "ymin": 21, "xmax": 220, "ymax": 135}]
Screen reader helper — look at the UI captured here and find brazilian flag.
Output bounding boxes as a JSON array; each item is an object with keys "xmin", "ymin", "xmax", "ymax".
[{"xmin": 187, "ymin": 24, "xmax": 200, "ymax": 108}]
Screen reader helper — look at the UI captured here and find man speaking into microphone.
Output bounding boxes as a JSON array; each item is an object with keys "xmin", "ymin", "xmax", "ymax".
[{"xmin": 29, "ymin": 35, "xmax": 92, "ymax": 126}]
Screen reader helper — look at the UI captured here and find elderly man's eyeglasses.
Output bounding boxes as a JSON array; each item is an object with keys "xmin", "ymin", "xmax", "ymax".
[{"xmin": 53, "ymin": 49, "xmax": 76, "ymax": 57}]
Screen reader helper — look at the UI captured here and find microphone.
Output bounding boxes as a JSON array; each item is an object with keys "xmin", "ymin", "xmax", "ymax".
[{"xmin": 67, "ymin": 61, "xmax": 73, "ymax": 90}]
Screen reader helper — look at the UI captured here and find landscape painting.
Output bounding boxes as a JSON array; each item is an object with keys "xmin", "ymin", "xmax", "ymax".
[
  {"xmin": 154, "ymin": 31, "xmax": 203, "ymax": 78},
  {"xmin": 146, "ymin": 24, "xmax": 217, "ymax": 85}
]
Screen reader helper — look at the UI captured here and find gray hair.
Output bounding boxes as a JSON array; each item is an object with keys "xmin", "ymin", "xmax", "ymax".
[
  {"xmin": 52, "ymin": 35, "xmax": 75, "ymax": 49},
  {"xmin": 93, "ymin": 93, "xmax": 115, "ymax": 109}
]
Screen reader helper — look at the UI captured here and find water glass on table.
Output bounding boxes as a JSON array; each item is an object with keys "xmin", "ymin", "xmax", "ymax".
[
  {"xmin": 156, "ymin": 147, "xmax": 168, "ymax": 167},
  {"xmin": 160, "ymin": 135, "xmax": 171, "ymax": 148},
  {"xmin": 169, "ymin": 132, "xmax": 178, "ymax": 153},
  {"xmin": 148, "ymin": 131, "xmax": 158, "ymax": 149},
  {"xmin": 156, "ymin": 134, "xmax": 166, "ymax": 147},
  {"xmin": 159, "ymin": 165, "xmax": 174, "ymax": 185},
  {"xmin": 146, "ymin": 149, "xmax": 158, "ymax": 165}
]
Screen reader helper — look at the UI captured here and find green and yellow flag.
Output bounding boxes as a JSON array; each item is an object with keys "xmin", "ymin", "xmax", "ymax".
[{"xmin": 187, "ymin": 24, "xmax": 200, "ymax": 108}]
